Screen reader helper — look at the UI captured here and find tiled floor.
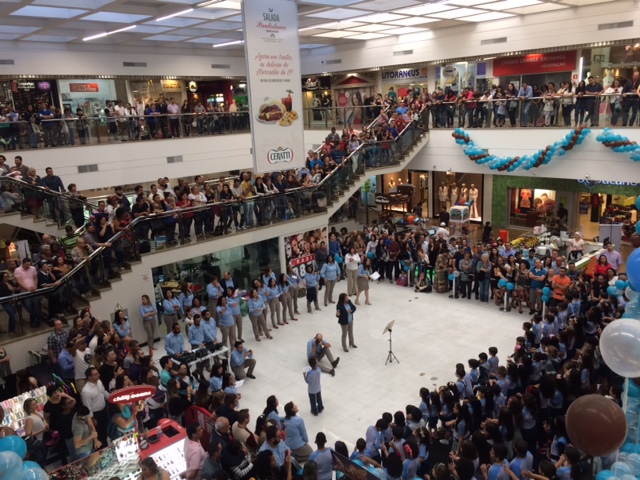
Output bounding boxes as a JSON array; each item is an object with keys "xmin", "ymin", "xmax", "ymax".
[{"xmin": 155, "ymin": 279, "xmax": 520, "ymax": 451}]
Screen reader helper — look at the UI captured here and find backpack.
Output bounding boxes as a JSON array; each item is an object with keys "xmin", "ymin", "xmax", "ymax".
[{"xmin": 107, "ymin": 414, "xmax": 120, "ymax": 441}]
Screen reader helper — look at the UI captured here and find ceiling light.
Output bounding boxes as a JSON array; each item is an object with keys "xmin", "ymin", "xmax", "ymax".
[
  {"xmin": 213, "ymin": 39, "xmax": 244, "ymax": 47},
  {"xmin": 483, "ymin": 0, "xmax": 540, "ymax": 9},
  {"xmin": 83, "ymin": 25, "xmax": 136, "ymax": 41},
  {"xmin": 458, "ymin": 11, "xmax": 515, "ymax": 21},
  {"xmin": 428, "ymin": 7, "xmax": 484, "ymax": 18},
  {"xmin": 299, "ymin": 22, "xmax": 338, "ymax": 31},
  {"xmin": 197, "ymin": 0, "xmax": 225, "ymax": 6},
  {"xmin": 157, "ymin": 9, "xmax": 194, "ymax": 21}
]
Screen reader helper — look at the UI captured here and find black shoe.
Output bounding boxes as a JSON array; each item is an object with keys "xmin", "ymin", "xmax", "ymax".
[
  {"xmin": 247, "ymin": 374, "xmax": 256, "ymax": 379},
  {"xmin": 311, "ymin": 411, "xmax": 318, "ymax": 416},
  {"xmin": 330, "ymin": 369, "xmax": 335, "ymax": 376},
  {"xmin": 331, "ymin": 358, "xmax": 340, "ymax": 368}
]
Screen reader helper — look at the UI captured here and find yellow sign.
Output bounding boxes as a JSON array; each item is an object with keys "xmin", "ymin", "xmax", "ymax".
[{"xmin": 161, "ymin": 79, "xmax": 182, "ymax": 90}]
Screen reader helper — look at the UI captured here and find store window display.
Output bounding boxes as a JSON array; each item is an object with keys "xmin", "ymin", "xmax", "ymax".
[
  {"xmin": 509, "ymin": 188, "xmax": 557, "ymax": 228},
  {"xmin": 469, "ymin": 184, "xmax": 480, "ymax": 219},
  {"xmin": 432, "ymin": 172, "xmax": 483, "ymax": 223},
  {"xmin": 437, "ymin": 183, "xmax": 448, "ymax": 211}
]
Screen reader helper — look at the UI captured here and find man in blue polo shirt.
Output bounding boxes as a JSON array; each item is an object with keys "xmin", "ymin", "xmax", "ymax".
[
  {"xmin": 330, "ymin": 144, "xmax": 345, "ymax": 165},
  {"xmin": 38, "ymin": 102, "xmax": 55, "ymax": 147},
  {"xmin": 165, "ymin": 322, "xmax": 185, "ymax": 357},
  {"xmin": 528, "ymin": 258, "xmax": 547, "ymax": 315}
]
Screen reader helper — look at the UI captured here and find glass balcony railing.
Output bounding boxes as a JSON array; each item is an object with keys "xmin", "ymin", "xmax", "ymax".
[
  {"xmin": 422, "ymin": 93, "xmax": 639, "ymax": 129},
  {"xmin": 0, "ymin": 114, "xmax": 426, "ymax": 341},
  {"xmin": 0, "ymin": 106, "xmax": 392, "ymax": 152}
]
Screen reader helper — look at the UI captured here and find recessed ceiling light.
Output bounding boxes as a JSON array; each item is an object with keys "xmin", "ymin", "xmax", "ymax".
[
  {"xmin": 458, "ymin": 11, "xmax": 515, "ymax": 21},
  {"xmin": 313, "ymin": 30, "xmax": 359, "ymax": 38},
  {"xmin": 347, "ymin": 32, "xmax": 390, "ymax": 40},
  {"xmin": 213, "ymin": 39, "xmax": 244, "ymax": 47},
  {"xmin": 482, "ymin": 0, "xmax": 540, "ymax": 10},
  {"xmin": 383, "ymin": 17, "xmax": 439, "ymax": 26},
  {"xmin": 157, "ymin": 8, "xmax": 194, "ymax": 21},
  {"xmin": 349, "ymin": 13, "xmax": 407, "ymax": 23},
  {"xmin": 428, "ymin": 7, "xmax": 485, "ymax": 19},
  {"xmin": 446, "ymin": 0, "xmax": 495, "ymax": 5},
  {"xmin": 393, "ymin": 4, "xmax": 454, "ymax": 15},
  {"xmin": 383, "ymin": 26, "xmax": 428, "ymax": 34},
  {"xmin": 83, "ymin": 24, "xmax": 136, "ymax": 41}
]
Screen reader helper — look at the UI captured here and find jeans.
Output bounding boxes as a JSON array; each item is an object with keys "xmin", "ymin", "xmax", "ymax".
[
  {"xmin": 623, "ymin": 98, "xmax": 639, "ymax": 126},
  {"xmin": 309, "ymin": 391, "xmax": 324, "ymax": 415},
  {"xmin": 3, "ymin": 303, "xmax": 17, "ymax": 332},
  {"xmin": 243, "ymin": 201, "xmax": 254, "ymax": 227},
  {"xmin": 575, "ymin": 102, "xmax": 586, "ymax": 125},
  {"xmin": 22, "ymin": 296, "xmax": 41, "ymax": 327},
  {"xmin": 522, "ymin": 102, "xmax": 532, "ymax": 126},
  {"xmin": 479, "ymin": 279, "xmax": 491, "ymax": 303},
  {"xmin": 562, "ymin": 104, "xmax": 574, "ymax": 126}
]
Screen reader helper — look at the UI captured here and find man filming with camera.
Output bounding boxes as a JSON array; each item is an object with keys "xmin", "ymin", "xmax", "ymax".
[{"xmin": 306, "ymin": 333, "xmax": 340, "ymax": 376}]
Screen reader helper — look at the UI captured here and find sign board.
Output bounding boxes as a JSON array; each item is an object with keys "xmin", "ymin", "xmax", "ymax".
[
  {"xmin": 375, "ymin": 193, "xmax": 392, "ymax": 204},
  {"xmin": 242, "ymin": 0, "xmax": 305, "ymax": 173},
  {"xmin": 108, "ymin": 385, "xmax": 155, "ymax": 405},
  {"xmin": 493, "ymin": 51, "xmax": 577, "ymax": 76},
  {"xmin": 69, "ymin": 83, "xmax": 100, "ymax": 93},
  {"xmin": 161, "ymin": 79, "xmax": 183, "ymax": 91},
  {"xmin": 381, "ymin": 67, "xmax": 428, "ymax": 84},
  {"xmin": 302, "ymin": 76, "xmax": 331, "ymax": 91}
]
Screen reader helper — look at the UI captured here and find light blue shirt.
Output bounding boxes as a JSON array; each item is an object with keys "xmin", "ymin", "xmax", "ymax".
[
  {"xmin": 509, "ymin": 452, "xmax": 533, "ymax": 480},
  {"xmin": 305, "ymin": 272, "xmax": 319, "ymax": 287},
  {"xmin": 284, "ymin": 415, "xmax": 308, "ymax": 450},
  {"xmin": 266, "ymin": 285, "xmax": 280, "ymax": 300},
  {"xmin": 358, "ymin": 265, "xmax": 371, "ymax": 277},
  {"xmin": 248, "ymin": 297, "xmax": 266, "ymax": 316},
  {"xmin": 58, "ymin": 349, "xmax": 75, "ymax": 379},
  {"xmin": 307, "ymin": 338, "xmax": 329, "ymax": 358},
  {"xmin": 230, "ymin": 348, "xmax": 252, "ymax": 368},
  {"xmin": 165, "ymin": 332, "xmax": 185, "ymax": 356},
  {"xmin": 178, "ymin": 291, "xmax": 194, "ymax": 314},
  {"xmin": 227, "ymin": 295, "xmax": 242, "ymax": 316},
  {"xmin": 320, "ymin": 262, "xmax": 340, "ymax": 281},
  {"xmin": 258, "ymin": 286, "xmax": 270, "ymax": 303},
  {"xmin": 305, "ymin": 367, "xmax": 321, "ymax": 394},
  {"xmin": 163, "ymin": 298, "xmax": 181, "ymax": 316},
  {"xmin": 210, "ymin": 375, "xmax": 223, "ymax": 392},
  {"xmin": 216, "ymin": 305, "xmax": 235, "ymax": 327},
  {"xmin": 268, "ymin": 410, "xmax": 285, "ymax": 429},
  {"xmin": 258, "ymin": 439, "xmax": 290, "ymax": 467},
  {"xmin": 113, "ymin": 319, "xmax": 131, "ymax": 338},
  {"xmin": 263, "ymin": 272, "xmax": 276, "ymax": 286},
  {"xmin": 207, "ymin": 283, "xmax": 222, "ymax": 300},
  {"xmin": 201, "ymin": 318, "xmax": 217, "ymax": 343},
  {"xmin": 517, "ymin": 85, "xmax": 533, "ymax": 99},
  {"xmin": 278, "ymin": 283, "xmax": 290, "ymax": 295},
  {"xmin": 188, "ymin": 324, "xmax": 206, "ymax": 346},
  {"xmin": 139, "ymin": 304, "xmax": 157, "ymax": 323},
  {"xmin": 286, "ymin": 274, "xmax": 299, "ymax": 287},
  {"xmin": 365, "ymin": 425, "xmax": 382, "ymax": 456},
  {"xmin": 309, "ymin": 448, "xmax": 333, "ymax": 480}
]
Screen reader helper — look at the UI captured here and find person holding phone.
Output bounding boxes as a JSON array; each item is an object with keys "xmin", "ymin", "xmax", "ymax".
[{"xmin": 230, "ymin": 340, "xmax": 256, "ymax": 380}]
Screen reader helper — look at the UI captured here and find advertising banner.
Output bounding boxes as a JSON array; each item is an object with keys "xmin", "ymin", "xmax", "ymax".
[
  {"xmin": 283, "ymin": 227, "xmax": 328, "ymax": 278},
  {"xmin": 381, "ymin": 67, "xmax": 428, "ymax": 84},
  {"xmin": 242, "ymin": 0, "xmax": 305, "ymax": 174},
  {"xmin": 493, "ymin": 51, "xmax": 577, "ymax": 77}
]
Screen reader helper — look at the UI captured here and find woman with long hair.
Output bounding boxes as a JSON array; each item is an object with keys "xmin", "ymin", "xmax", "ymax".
[
  {"xmin": 162, "ymin": 289, "xmax": 181, "ymax": 335},
  {"xmin": 277, "ymin": 273, "xmax": 297, "ymax": 323},
  {"xmin": 336, "ymin": 292, "xmax": 357, "ymax": 352},
  {"xmin": 283, "ymin": 402, "xmax": 313, "ymax": 462},
  {"xmin": 263, "ymin": 395, "xmax": 284, "ymax": 429},
  {"xmin": 320, "ymin": 254, "xmax": 340, "ymax": 307},
  {"xmin": 355, "ymin": 257, "xmax": 373, "ymax": 305},
  {"xmin": 139, "ymin": 294, "xmax": 158, "ymax": 349},
  {"xmin": 247, "ymin": 288, "xmax": 271, "ymax": 341}
]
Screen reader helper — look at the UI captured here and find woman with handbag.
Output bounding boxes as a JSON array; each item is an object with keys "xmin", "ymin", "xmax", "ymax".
[
  {"xmin": 23, "ymin": 397, "xmax": 48, "ymax": 468},
  {"xmin": 336, "ymin": 293, "xmax": 357, "ymax": 352}
]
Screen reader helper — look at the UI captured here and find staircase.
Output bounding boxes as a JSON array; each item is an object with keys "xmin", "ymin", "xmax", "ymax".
[{"xmin": 0, "ymin": 127, "xmax": 429, "ymax": 353}]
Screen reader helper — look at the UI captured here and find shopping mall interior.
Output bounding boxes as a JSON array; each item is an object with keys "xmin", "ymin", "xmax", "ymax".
[{"xmin": 1, "ymin": 0, "xmax": 640, "ymax": 478}]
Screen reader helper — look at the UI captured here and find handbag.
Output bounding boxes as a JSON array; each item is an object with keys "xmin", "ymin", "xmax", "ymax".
[
  {"xmin": 509, "ymin": 100, "xmax": 518, "ymax": 110},
  {"xmin": 191, "ymin": 120, "xmax": 197, "ymax": 127},
  {"xmin": 297, "ymin": 287, "xmax": 307, "ymax": 298}
]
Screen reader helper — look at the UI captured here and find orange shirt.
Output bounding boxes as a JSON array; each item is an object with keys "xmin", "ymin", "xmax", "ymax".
[{"xmin": 552, "ymin": 274, "xmax": 571, "ymax": 300}]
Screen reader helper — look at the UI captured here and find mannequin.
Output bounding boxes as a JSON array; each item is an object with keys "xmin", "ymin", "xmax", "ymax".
[
  {"xmin": 450, "ymin": 184, "xmax": 459, "ymax": 206},
  {"xmin": 469, "ymin": 184, "xmax": 479, "ymax": 218},
  {"xmin": 459, "ymin": 183, "xmax": 468, "ymax": 203},
  {"xmin": 438, "ymin": 182, "xmax": 448, "ymax": 210},
  {"xmin": 602, "ymin": 68, "xmax": 614, "ymax": 89}
]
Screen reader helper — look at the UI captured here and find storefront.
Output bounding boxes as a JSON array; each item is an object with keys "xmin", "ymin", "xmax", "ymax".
[
  {"xmin": 432, "ymin": 170, "xmax": 484, "ymax": 222},
  {"xmin": 435, "ymin": 62, "xmax": 489, "ymax": 93},
  {"xmin": 185, "ymin": 79, "xmax": 247, "ymax": 110},
  {"xmin": 128, "ymin": 79, "xmax": 187, "ymax": 107},
  {"xmin": 332, "ymin": 72, "xmax": 377, "ymax": 127},
  {"xmin": 493, "ymin": 175, "xmax": 639, "ymax": 242},
  {"xmin": 492, "ymin": 51, "xmax": 578, "ymax": 91},
  {"xmin": 380, "ymin": 67, "xmax": 428, "ymax": 103},
  {"xmin": 9, "ymin": 79, "xmax": 58, "ymax": 113},
  {"xmin": 58, "ymin": 78, "xmax": 117, "ymax": 115},
  {"xmin": 301, "ymin": 75, "xmax": 332, "ymax": 129},
  {"xmin": 379, "ymin": 169, "xmax": 429, "ymax": 215}
]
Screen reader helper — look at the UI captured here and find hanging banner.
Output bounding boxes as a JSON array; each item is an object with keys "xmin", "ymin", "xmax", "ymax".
[{"xmin": 242, "ymin": 0, "xmax": 305, "ymax": 173}]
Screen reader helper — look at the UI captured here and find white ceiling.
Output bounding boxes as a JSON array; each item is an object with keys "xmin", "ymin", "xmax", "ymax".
[{"xmin": 0, "ymin": 0, "xmax": 617, "ymax": 51}]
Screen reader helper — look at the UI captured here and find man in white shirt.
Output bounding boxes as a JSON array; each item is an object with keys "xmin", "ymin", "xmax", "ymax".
[
  {"xmin": 73, "ymin": 337, "xmax": 93, "ymax": 393},
  {"xmin": 114, "ymin": 100, "xmax": 128, "ymax": 141},
  {"xmin": 167, "ymin": 97, "xmax": 181, "ymax": 138},
  {"xmin": 81, "ymin": 366, "xmax": 109, "ymax": 446}
]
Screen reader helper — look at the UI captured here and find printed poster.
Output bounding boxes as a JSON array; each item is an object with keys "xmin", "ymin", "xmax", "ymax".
[
  {"xmin": 242, "ymin": 0, "xmax": 305, "ymax": 173},
  {"xmin": 283, "ymin": 227, "xmax": 329, "ymax": 279}
]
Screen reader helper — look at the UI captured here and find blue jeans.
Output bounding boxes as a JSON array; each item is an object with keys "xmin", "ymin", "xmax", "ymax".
[
  {"xmin": 243, "ymin": 201, "xmax": 254, "ymax": 227},
  {"xmin": 309, "ymin": 391, "xmax": 324, "ymax": 415},
  {"xmin": 522, "ymin": 102, "xmax": 532, "ymax": 126},
  {"xmin": 479, "ymin": 279, "xmax": 491, "ymax": 303},
  {"xmin": 3, "ymin": 303, "xmax": 17, "ymax": 332},
  {"xmin": 22, "ymin": 296, "xmax": 41, "ymax": 327}
]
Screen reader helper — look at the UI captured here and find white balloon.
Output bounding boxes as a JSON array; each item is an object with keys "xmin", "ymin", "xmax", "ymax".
[
  {"xmin": 600, "ymin": 319, "xmax": 640, "ymax": 378},
  {"xmin": 627, "ymin": 287, "xmax": 639, "ymax": 302}
]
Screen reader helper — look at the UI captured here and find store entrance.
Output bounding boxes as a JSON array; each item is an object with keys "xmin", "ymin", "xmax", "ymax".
[{"xmin": 577, "ymin": 191, "xmax": 637, "ymax": 242}]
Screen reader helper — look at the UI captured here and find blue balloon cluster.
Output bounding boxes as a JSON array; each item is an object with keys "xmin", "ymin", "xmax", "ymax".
[
  {"xmin": 596, "ymin": 128, "xmax": 640, "ymax": 161},
  {"xmin": 0, "ymin": 435, "xmax": 49, "ymax": 480},
  {"xmin": 453, "ymin": 128, "xmax": 591, "ymax": 172}
]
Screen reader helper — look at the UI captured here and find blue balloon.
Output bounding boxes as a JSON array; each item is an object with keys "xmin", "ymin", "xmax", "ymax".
[
  {"xmin": 448, "ymin": 274, "xmax": 454, "ymax": 281},
  {"xmin": 596, "ymin": 471, "xmax": 615, "ymax": 480},
  {"xmin": 617, "ymin": 280, "xmax": 629, "ymax": 290},
  {"xmin": 629, "ymin": 380, "xmax": 640, "ymax": 398},
  {"xmin": 335, "ymin": 255, "xmax": 343, "ymax": 264},
  {"xmin": 0, "ymin": 451, "xmax": 21, "ymax": 478},
  {"xmin": 542, "ymin": 287, "xmax": 551, "ymax": 296},
  {"xmin": 608, "ymin": 286, "xmax": 619, "ymax": 296},
  {"xmin": 621, "ymin": 442, "xmax": 637, "ymax": 454},
  {"xmin": 506, "ymin": 282, "xmax": 515, "ymax": 291},
  {"xmin": 0, "ymin": 436, "xmax": 27, "ymax": 459},
  {"xmin": 21, "ymin": 461, "xmax": 40, "ymax": 471},
  {"xmin": 630, "ymin": 249, "xmax": 640, "ymax": 293},
  {"xmin": 636, "ymin": 197, "xmax": 640, "ymax": 211},
  {"xmin": 498, "ymin": 279, "xmax": 507, "ymax": 288},
  {"xmin": 367, "ymin": 252, "xmax": 375, "ymax": 260},
  {"xmin": 414, "ymin": 218, "xmax": 420, "ymax": 225},
  {"xmin": 18, "ymin": 468, "xmax": 49, "ymax": 480},
  {"xmin": 636, "ymin": 223, "xmax": 640, "ymax": 235},
  {"xmin": 625, "ymin": 453, "xmax": 640, "ymax": 476},
  {"xmin": 541, "ymin": 295, "xmax": 550, "ymax": 303}
]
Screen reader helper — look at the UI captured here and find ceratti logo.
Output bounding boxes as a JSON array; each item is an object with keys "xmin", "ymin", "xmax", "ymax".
[{"xmin": 267, "ymin": 147, "xmax": 293, "ymax": 164}]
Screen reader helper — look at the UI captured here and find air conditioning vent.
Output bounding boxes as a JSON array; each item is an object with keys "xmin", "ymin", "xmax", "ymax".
[
  {"xmin": 325, "ymin": 59, "xmax": 342, "ymax": 65},
  {"xmin": 122, "ymin": 62, "xmax": 147, "ymax": 67},
  {"xmin": 481, "ymin": 37, "xmax": 507, "ymax": 45},
  {"xmin": 211, "ymin": 64, "xmax": 231, "ymax": 69},
  {"xmin": 393, "ymin": 50, "xmax": 413, "ymax": 57},
  {"xmin": 599, "ymin": 21, "xmax": 633, "ymax": 30},
  {"xmin": 0, "ymin": 59, "xmax": 15, "ymax": 65},
  {"xmin": 77, "ymin": 164, "xmax": 98, "ymax": 173},
  {"xmin": 167, "ymin": 156, "xmax": 183, "ymax": 164}
]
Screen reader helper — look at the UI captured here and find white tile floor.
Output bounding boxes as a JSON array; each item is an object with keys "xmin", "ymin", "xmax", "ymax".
[{"xmin": 156, "ymin": 281, "xmax": 520, "ymax": 451}]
